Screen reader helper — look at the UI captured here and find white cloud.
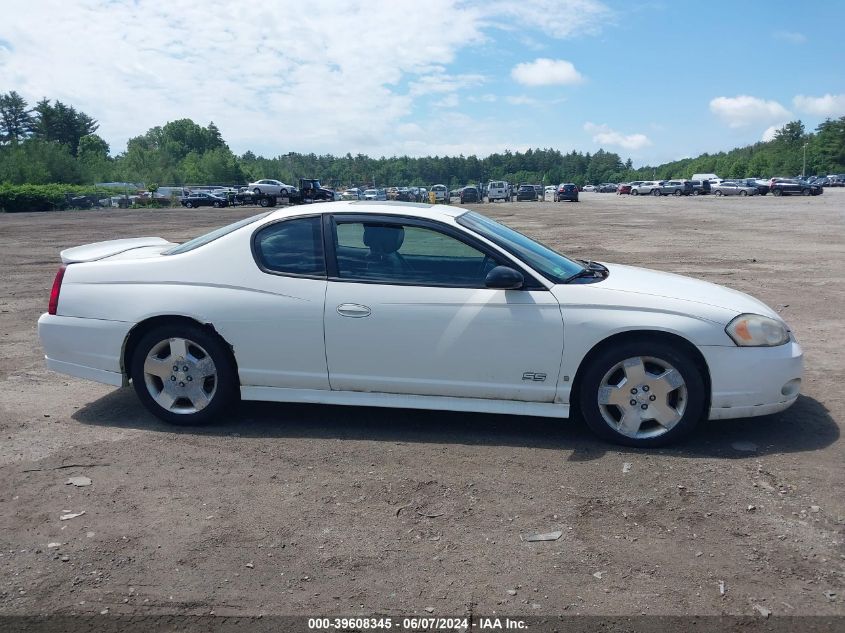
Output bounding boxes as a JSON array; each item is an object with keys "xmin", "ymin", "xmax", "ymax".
[
  {"xmin": 761, "ymin": 124, "xmax": 785, "ymax": 142},
  {"xmin": 433, "ymin": 93, "xmax": 460, "ymax": 108},
  {"xmin": 490, "ymin": 0, "xmax": 612, "ymax": 38},
  {"xmin": 0, "ymin": 0, "xmax": 610, "ymax": 158},
  {"xmin": 511, "ymin": 58, "xmax": 584, "ymax": 86},
  {"xmin": 793, "ymin": 94, "xmax": 845, "ymax": 117},
  {"xmin": 583, "ymin": 122, "xmax": 651, "ymax": 150},
  {"xmin": 709, "ymin": 95, "xmax": 792, "ymax": 128},
  {"xmin": 772, "ymin": 30, "xmax": 806, "ymax": 44}
]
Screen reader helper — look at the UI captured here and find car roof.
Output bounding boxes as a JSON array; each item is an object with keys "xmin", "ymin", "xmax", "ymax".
[{"xmin": 264, "ymin": 200, "xmax": 464, "ymax": 221}]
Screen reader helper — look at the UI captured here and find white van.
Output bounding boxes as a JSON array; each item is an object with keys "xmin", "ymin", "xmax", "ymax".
[
  {"xmin": 487, "ymin": 180, "xmax": 509, "ymax": 202},
  {"xmin": 691, "ymin": 173, "xmax": 720, "ymax": 183}
]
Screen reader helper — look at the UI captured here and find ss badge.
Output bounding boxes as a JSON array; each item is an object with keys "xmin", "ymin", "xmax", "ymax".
[{"xmin": 522, "ymin": 372, "xmax": 547, "ymax": 382}]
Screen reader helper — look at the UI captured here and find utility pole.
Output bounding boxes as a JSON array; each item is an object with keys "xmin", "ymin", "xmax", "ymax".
[{"xmin": 802, "ymin": 142, "xmax": 808, "ymax": 179}]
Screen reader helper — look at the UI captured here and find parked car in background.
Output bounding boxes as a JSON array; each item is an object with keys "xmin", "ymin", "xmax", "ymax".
[
  {"xmin": 362, "ymin": 189, "xmax": 387, "ymax": 201},
  {"xmin": 248, "ymin": 179, "xmax": 295, "ymax": 197},
  {"xmin": 617, "ymin": 181, "xmax": 643, "ymax": 195},
  {"xmin": 735, "ymin": 178, "xmax": 770, "ymax": 195},
  {"xmin": 430, "ymin": 184, "xmax": 449, "ymax": 203},
  {"xmin": 180, "ymin": 192, "xmax": 229, "ymax": 208},
  {"xmin": 631, "ymin": 181, "xmax": 662, "ymax": 196},
  {"xmin": 516, "ymin": 184, "xmax": 538, "ymax": 201},
  {"xmin": 769, "ymin": 179, "xmax": 823, "ymax": 196},
  {"xmin": 598, "ymin": 183, "xmax": 617, "ymax": 193},
  {"xmin": 582, "ymin": 185, "xmax": 597, "ymax": 192},
  {"xmin": 712, "ymin": 181, "xmax": 758, "ymax": 197},
  {"xmin": 659, "ymin": 180, "xmax": 694, "ymax": 196},
  {"xmin": 341, "ymin": 188, "xmax": 362, "ymax": 201},
  {"xmin": 487, "ymin": 180, "xmax": 509, "ymax": 202},
  {"xmin": 688, "ymin": 180, "xmax": 711, "ymax": 196},
  {"xmin": 554, "ymin": 183, "xmax": 579, "ymax": 202},
  {"xmin": 460, "ymin": 186, "xmax": 480, "ymax": 204},
  {"xmin": 532, "ymin": 185, "xmax": 544, "ymax": 198},
  {"xmin": 690, "ymin": 173, "xmax": 720, "ymax": 183}
]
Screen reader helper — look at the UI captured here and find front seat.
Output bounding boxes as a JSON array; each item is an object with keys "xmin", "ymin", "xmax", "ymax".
[{"xmin": 363, "ymin": 225, "xmax": 406, "ymax": 277}]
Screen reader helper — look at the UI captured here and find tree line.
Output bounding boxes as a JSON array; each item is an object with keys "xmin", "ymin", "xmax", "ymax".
[{"xmin": 1, "ymin": 91, "xmax": 844, "ymax": 190}]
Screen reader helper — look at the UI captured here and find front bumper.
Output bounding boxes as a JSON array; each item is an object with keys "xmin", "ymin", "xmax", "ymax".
[
  {"xmin": 701, "ymin": 339, "xmax": 804, "ymax": 420},
  {"xmin": 38, "ymin": 314, "xmax": 130, "ymax": 387}
]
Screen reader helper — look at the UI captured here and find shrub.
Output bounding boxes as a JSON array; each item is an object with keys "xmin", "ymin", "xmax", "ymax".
[{"xmin": 0, "ymin": 184, "xmax": 121, "ymax": 212}]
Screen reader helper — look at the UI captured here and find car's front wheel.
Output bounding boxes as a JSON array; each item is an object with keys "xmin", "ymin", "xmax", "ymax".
[
  {"xmin": 578, "ymin": 339, "xmax": 706, "ymax": 447},
  {"xmin": 772, "ymin": 188, "xmax": 783, "ymax": 196},
  {"xmin": 631, "ymin": 189, "xmax": 639, "ymax": 196},
  {"xmin": 130, "ymin": 324, "xmax": 238, "ymax": 425}
]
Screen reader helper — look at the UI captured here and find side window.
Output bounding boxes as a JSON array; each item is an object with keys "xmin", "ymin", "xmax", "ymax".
[
  {"xmin": 254, "ymin": 216, "xmax": 325, "ymax": 276},
  {"xmin": 334, "ymin": 221, "xmax": 499, "ymax": 286}
]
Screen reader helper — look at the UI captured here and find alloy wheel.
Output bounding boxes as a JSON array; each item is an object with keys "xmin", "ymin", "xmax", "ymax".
[
  {"xmin": 597, "ymin": 356, "xmax": 687, "ymax": 439},
  {"xmin": 142, "ymin": 337, "xmax": 218, "ymax": 414}
]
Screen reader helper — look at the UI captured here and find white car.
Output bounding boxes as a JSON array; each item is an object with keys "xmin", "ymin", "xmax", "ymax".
[
  {"xmin": 631, "ymin": 181, "xmax": 662, "ymax": 196},
  {"xmin": 38, "ymin": 202, "xmax": 803, "ymax": 447},
  {"xmin": 362, "ymin": 189, "xmax": 386, "ymax": 201},
  {"xmin": 582, "ymin": 185, "xmax": 597, "ymax": 192},
  {"xmin": 341, "ymin": 188, "xmax": 362, "ymax": 201},
  {"xmin": 247, "ymin": 179, "xmax": 295, "ymax": 196}
]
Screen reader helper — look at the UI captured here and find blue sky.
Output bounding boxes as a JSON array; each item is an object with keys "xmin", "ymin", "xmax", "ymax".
[{"xmin": 2, "ymin": 0, "xmax": 844, "ymax": 166}]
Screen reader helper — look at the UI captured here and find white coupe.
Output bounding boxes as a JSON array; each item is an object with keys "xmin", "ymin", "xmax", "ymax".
[{"xmin": 38, "ymin": 202, "xmax": 803, "ymax": 447}]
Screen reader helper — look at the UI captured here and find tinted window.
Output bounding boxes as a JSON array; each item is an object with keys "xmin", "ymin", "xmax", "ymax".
[
  {"xmin": 254, "ymin": 216, "xmax": 325, "ymax": 275},
  {"xmin": 334, "ymin": 221, "xmax": 499, "ymax": 287}
]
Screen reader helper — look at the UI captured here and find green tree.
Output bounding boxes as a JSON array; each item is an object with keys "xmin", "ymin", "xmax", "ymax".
[{"xmin": 0, "ymin": 91, "xmax": 34, "ymax": 143}]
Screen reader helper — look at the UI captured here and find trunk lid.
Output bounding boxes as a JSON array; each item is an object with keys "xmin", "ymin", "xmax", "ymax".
[{"xmin": 60, "ymin": 237, "xmax": 176, "ymax": 264}]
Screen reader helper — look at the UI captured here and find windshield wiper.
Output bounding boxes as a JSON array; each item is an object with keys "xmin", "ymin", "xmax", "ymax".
[{"xmin": 564, "ymin": 260, "xmax": 608, "ymax": 283}]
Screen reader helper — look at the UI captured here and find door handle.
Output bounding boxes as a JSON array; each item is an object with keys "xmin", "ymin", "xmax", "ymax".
[{"xmin": 337, "ymin": 303, "xmax": 371, "ymax": 318}]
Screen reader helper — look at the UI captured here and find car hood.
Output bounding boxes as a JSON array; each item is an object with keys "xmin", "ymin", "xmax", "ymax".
[{"xmin": 555, "ymin": 263, "xmax": 781, "ymax": 323}]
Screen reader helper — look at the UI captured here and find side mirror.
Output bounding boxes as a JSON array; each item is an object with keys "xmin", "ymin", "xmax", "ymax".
[{"xmin": 485, "ymin": 266, "xmax": 524, "ymax": 290}]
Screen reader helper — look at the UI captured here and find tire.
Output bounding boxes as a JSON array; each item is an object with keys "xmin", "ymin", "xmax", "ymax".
[
  {"xmin": 253, "ymin": 188, "xmax": 261, "ymax": 195},
  {"xmin": 281, "ymin": 189, "xmax": 288, "ymax": 197},
  {"xmin": 740, "ymin": 190, "xmax": 748, "ymax": 197},
  {"xmin": 213, "ymin": 201, "xmax": 221, "ymax": 208},
  {"xmin": 631, "ymin": 189, "xmax": 639, "ymax": 196},
  {"xmin": 259, "ymin": 197, "xmax": 270, "ymax": 207},
  {"xmin": 130, "ymin": 323, "xmax": 238, "ymax": 426},
  {"xmin": 651, "ymin": 189, "xmax": 660, "ymax": 196},
  {"xmin": 578, "ymin": 339, "xmax": 706, "ymax": 447},
  {"xmin": 693, "ymin": 189, "xmax": 700, "ymax": 196},
  {"xmin": 715, "ymin": 190, "xmax": 723, "ymax": 196},
  {"xmin": 673, "ymin": 189, "xmax": 682, "ymax": 196},
  {"xmin": 185, "ymin": 201, "xmax": 194, "ymax": 208},
  {"xmin": 772, "ymin": 188, "xmax": 782, "ymax": 196},
  {"xmin": 802, "ymin": 188, "xmax": 811, "ymax": 196}
]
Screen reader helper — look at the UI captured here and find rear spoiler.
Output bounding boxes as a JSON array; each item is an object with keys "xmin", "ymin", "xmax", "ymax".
[{"xmin": 60, "ymin": 237, "xmax": 175, "ymax": 264}]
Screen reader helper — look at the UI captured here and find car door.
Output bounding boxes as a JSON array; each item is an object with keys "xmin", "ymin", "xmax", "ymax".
[{"xmin": 322, "ymin": 214, "xmax": 564, "ymax": 402}]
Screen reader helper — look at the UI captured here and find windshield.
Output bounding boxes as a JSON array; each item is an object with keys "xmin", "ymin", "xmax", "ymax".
[
  {"xmin": 164, "ymin": 212, "xmax": 270, "ymax": 255},
  {"xmin": 457, "ymin": 211, "xmax": 585, "ymax": 284}
]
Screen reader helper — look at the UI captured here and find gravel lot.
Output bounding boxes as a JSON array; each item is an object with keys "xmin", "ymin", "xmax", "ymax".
[{"xmin": 0, "ymin": 191, "xmax": 843, "ymax": 618}]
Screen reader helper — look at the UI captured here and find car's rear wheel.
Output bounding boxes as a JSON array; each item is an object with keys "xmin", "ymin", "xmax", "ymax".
[
  {"xmin": 651, "ymin": 189, "xmax": 660, "ymax": 196},
  {"xmin": 253, "ymin": 188, "xmax": 261, "ymax": 195},
  {"xmin": 673, "ymin": 189, "xmax": 682, "ymax": 196},
  {"xmin": 692, "ymin": 189, "xmax": 700, "ymax": 196},
  {"xmin": 773, "ymin": 188, "xmax": 783, "ymax": 196},
  {"xmin": 578, "ymin": 339, "xmax": 706, "ymax": 447},
  {"xmin": 130, "ymin": 324, "xmax": 238, "ymax": 426},
  {"xmin": 715, "ymin": 190, "xmax": 723, "ymax": 196},
  {"xmin": 185, "ymin": 201, "xmax": 194, "ymax": 208},
  {"xmin": 740, "ymin": 190, "xmax": 748, "ymax": 197}
]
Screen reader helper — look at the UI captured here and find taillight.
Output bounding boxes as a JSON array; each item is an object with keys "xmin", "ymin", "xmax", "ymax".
[{"xmin": 48, "ymin": 265, "xmax": 67, "ymax": 315}]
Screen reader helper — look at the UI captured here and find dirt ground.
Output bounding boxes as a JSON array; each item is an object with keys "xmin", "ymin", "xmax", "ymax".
[{"xmin": 0, "ymin": 191, "xmax": 843, "ymax": 619}]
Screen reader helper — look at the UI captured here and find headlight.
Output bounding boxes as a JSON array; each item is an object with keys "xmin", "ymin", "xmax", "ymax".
[{"xmin": 725, "ymin": 314, "xmax": 789, "ymax": 347}]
